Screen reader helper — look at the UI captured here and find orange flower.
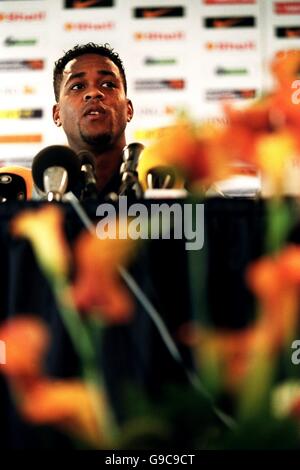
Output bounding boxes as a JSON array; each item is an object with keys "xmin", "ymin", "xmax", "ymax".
[
  {"xmin": 246, "ymin": 247, "xmax": 300, "ymax": 349},
  {"xmin": 277, "ymin": 245, "xmax": 300, "ymax": 284},
  {"xmin": 272, "ymin": 381, "xmax": 300, "ymax": 419},
  {"xmin": 271, "ymin": 90, "xmax": 300, "ymax": 154},
  {"xmin": 181, "ymin": 246, "xmax": 300, "ymax": 393},
  {"xmin": 137, "ymin": 120, "xmax": 231, "ymax": 191},
  {"xmin": 224, "ymin": 97, "xmax": 276, "ymax": 134},
  {"xmin": 271, "ymin": 49, "xmax": 300, "ymax": 89},
  {"xmin": 72, "ymin": 227, "xmax": 136, "ymax": 323},
  {"xmin": 20, "ymin": 379, "xmax": 109, "ymax": 448},
  {"xmin": 0, "ymin": 316, "xmax": 49, "ymax": 378},
  {"xmin": 255, "ymin": 131, "xmax": 297, "ymax": 193},
  {"xmin": 180, "ymin": 322, "xmax": 261, "ymax": 392},
  {"xmin": 11, "ymin": 205, "xmax": 71, "ymax": 279},
  {"xmin": 202, "ymin": 327, "xmax": 257, "ymax": 392},
  {"xmin": 246, "ymin": 257, "xmax": 282, "ymax": 301}
]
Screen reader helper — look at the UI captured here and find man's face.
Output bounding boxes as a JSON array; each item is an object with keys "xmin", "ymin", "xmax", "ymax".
[{"xmin": 53, "ymin": 54, "xmax": 133, "ymax": 152}]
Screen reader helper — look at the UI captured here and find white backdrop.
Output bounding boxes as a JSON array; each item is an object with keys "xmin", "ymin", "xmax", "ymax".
[{"xmin": 0, "ymin": 0, "xmax": 299, "ymax": 166}]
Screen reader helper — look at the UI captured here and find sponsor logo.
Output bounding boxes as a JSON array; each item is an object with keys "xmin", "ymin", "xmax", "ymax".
[
  {"xmin": 275, "ymin": 26, "xmax": 300, "ymax": 38},
  {"xmin": 205, "ymin": 89, "xmax": 256, "ymax": 100},
  {"xmin": 133, "ymin": 6, "xmax": 184, "ymax": 18},
  {"xmin": 134, "ymin": 79, "xmax": 185, "ymax": 91},
  {"xmin": 144, "ymin": 56, "xmax": 177, "ymax": 65},
  {"xmin": 0, "ymin": 159, "xmax": 32, "ymax": 168},
  {"xmin": 204, "ymin": 0, "xmax": 255, "ymax": 4},
  {"xmin": 134, "ymin": 126, "xmax": 176, "ymax": 142},
  {"xmin": 135, "ymin": 104, "xmax": 178, "ymax": 117},
  {"xmin": 0, "ymin": 109, "xmax": 43, "ymax": 119},
  {"xmin": 199, "ymin": 116, "xmax": 229, "ymax": 126},
  {"xmin": 0, "ymin": 134, "xmax": 42, "ymax": 144},
  {"xmin": 64, "ymin": 0, "xmax": 114, "ymax": 7},
  {"xmin": 0, "ymin": 12, "xmax": 46, "ymax": 22},
  {"xmin": 4, "ymin": 36, "xmax": 38, "ymax": 46},
  {"xmin": 0, "ymin": 59, "xmax": 44, "ymax": 71},
  {"xmin": 274, "ymin": 2, "xmax": 300, "ymax": 14},
  {"xmin": 0, "ymin": 85, "xmax": 36, "ymax": 96},
  {"xmin": 205, "ymin": 41, "xmax": 256, "ymax": 50},
  {"xmin": 134, "ymin": 31, "xmax": 185, "ymax": 41},
  {"xmin": 215, "ymin": 66, "xmax": 248, "ymax": 75},
  {"xmin": 64, "ymin": 21, "xmax": 115, "ymax": 31},
  {"xmin": 204, "ymin": 16, "xmax": 256, "ymax": 28}
]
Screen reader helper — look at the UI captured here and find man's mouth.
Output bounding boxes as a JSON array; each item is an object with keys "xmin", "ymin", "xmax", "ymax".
[{"xmin": 83, "ymin": 106, "xmax": 105, "ymax": 118}]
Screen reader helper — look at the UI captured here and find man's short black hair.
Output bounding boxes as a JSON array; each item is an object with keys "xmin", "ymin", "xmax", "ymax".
[{"xmin": 53, "ymin": 42, "xmax": 127, "ymax": 101}]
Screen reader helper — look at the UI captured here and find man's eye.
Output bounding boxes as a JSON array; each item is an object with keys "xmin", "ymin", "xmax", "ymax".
[
  {"xmin": 70, "ymin": 83, "xmax": 84, "ymax": 90},
  {"xmin": 102, "ymin": 81, "xmax": 116, "ymax": 88}
]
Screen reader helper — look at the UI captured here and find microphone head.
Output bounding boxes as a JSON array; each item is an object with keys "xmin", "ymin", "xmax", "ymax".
[
  {"xmin": 0, "ymin": 166, "xmax": 33, "ymax": 201},
  {"xmin": 122, "ymin": 142, "xmax": 144, "ymax": 164},
  {"xmin": 77, "ymin": 150, "xmax": 95, "ymax": 168},
  {"xmin": 146, "ymin": 166, "xmax": 176, "ymax": 189},
  {"xmin": 32, "ymin": 145, "xmax": 81, "ymax": 192}
]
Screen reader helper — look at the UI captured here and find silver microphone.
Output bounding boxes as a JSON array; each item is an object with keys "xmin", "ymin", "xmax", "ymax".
[
  {"xmin": 32, "ymin": 145, "xmax": 81, "ymax": 201},
  {"xmin": 43, "ymin": 166, "xmax": 69, "ymax": 202}
]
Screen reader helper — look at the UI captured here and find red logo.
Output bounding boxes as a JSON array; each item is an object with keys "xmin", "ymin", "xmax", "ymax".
[
  {"xmin": 205, "ymin": 41, "xmax": 256, "ymax": 50},
  {"xmin": 274, "ymin": 2, "xmax": 300, "ymax": 14},
  {"xmin": 0, "ymin": 134, "xmax": 42, "ymax": 144},
  {"xmin": 134, "ymin": 31, "xmax": 185, "ymax": 41},
  {"xmin": 64, "ymin": 21, "xmax": 115, "ymax": 31},
  {"xmin": 203, "ymin": 0, "xmax": 255, "ymax": 4},
  {"xmin": 0, "ymin": 12, "xmax": 46, "ymax": 22}
]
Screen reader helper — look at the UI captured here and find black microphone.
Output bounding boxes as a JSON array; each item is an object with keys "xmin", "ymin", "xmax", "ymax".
[
  {"xmin": 146, "ymin": 166, "xmax": 176, "ymax": 189},
  {"xmin": 31, "ymin": 145, "xmax": 81, "ymax": 201},
  {"xmin": 118, "ymin": 142, "xmax": 144, "ymax": 198},
  {"xmin": 77, "ymin": 150, "xmax": 98, "ymax": 200},
  {"xmin": 0, "ymin": 166, "xmax": 33, "ymax": 202}
]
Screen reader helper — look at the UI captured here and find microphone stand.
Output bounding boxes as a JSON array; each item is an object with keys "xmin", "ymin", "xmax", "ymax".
[{"xmin": 107, "ymin": 142, "xmax": 144, "ymax": 201}]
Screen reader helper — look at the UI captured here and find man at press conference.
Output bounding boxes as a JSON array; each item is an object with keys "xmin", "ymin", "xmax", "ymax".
[
  {"xmin": 51, "ymin": 41, "xmax": 194, "ymax": 435},
  {"xmin": 52, "ymin": 42, "xmax": 135, "ymax": 199},
  {"xmin": 1, "ymin": 43, "xmax": 194, "ymax": 448}
]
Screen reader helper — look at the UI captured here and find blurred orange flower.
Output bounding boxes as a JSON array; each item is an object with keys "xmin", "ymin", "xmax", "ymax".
[
  {"xmin": 180, "ymin": 245, "xmax": 300, "ymax": 393},
  {"xmin": 271, "ymin": 50, "xmax": 300, "ymax": 89},
  {"xmin": 72, "ymin": 227, "xmax": 136, "ymax": 323},
  {"xmin": 138, "ymin": 120, "xmax": 231, "ymax": 192},
  {"xmin": 255, "ymin": 131, "xmax": 297, "ymax": 192},
  {"xmin": 246, "ymin": 246, "xmax": 300, "ymax": 349},
  {"xmin": 187, "ymin": 325, "xmax": 258, "ymax": 392},
  {"xmin": 20, "ymin": 379, "xmax": 108, "ymax": 448},
  {"xmin": 11, "ymin": 205, "xmax": 71, "ymax": 279},
  {"xmin": 224, "ymin": 96, "xmax": 277, "ymax": 134},
  {"xmin": 223, "ymin": 94, "xmax": 299, "ymax": 193},
  {"xmin": 0, "ymin": 316, "xmax": 49, "ymax": 379}
]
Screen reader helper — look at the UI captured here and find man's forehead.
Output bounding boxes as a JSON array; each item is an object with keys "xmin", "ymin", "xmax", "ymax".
[{"xmin": 63, "ymin": 54, "xmax": 119, "ymax": 76}]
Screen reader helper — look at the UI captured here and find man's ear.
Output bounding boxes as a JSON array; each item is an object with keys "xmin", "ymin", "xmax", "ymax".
[
  {"xmin": 126, "ymin": 99, "xmax": 134, "ymax": 123},
  {"xmin": 53, "ymin": 104, "xmax": 61, "ymax": 127}
]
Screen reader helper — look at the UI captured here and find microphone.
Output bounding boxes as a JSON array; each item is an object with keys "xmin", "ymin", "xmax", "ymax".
[
  {"xmin": 77, "ymin": 150, "xmax": 98, "ymax": 200},
  {"xmin": 146, "ymin": 166, "xmax": 176, "ymax": 190},
  {"xmin": 0, "ymin": 166, "xmax": 33, "ymax": 202},
  {"xmin": 31, "ymin": 145, "xmax": 81, "ymax": 202},
  {"xmin": 118, "ymin": 142, "xmax": 144, "ymax": 198}
]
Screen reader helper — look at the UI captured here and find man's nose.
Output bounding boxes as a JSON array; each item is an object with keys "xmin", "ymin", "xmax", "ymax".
[{"xmin": 83, "ymin": 87, "xmax": 104, "ymax": 101}]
